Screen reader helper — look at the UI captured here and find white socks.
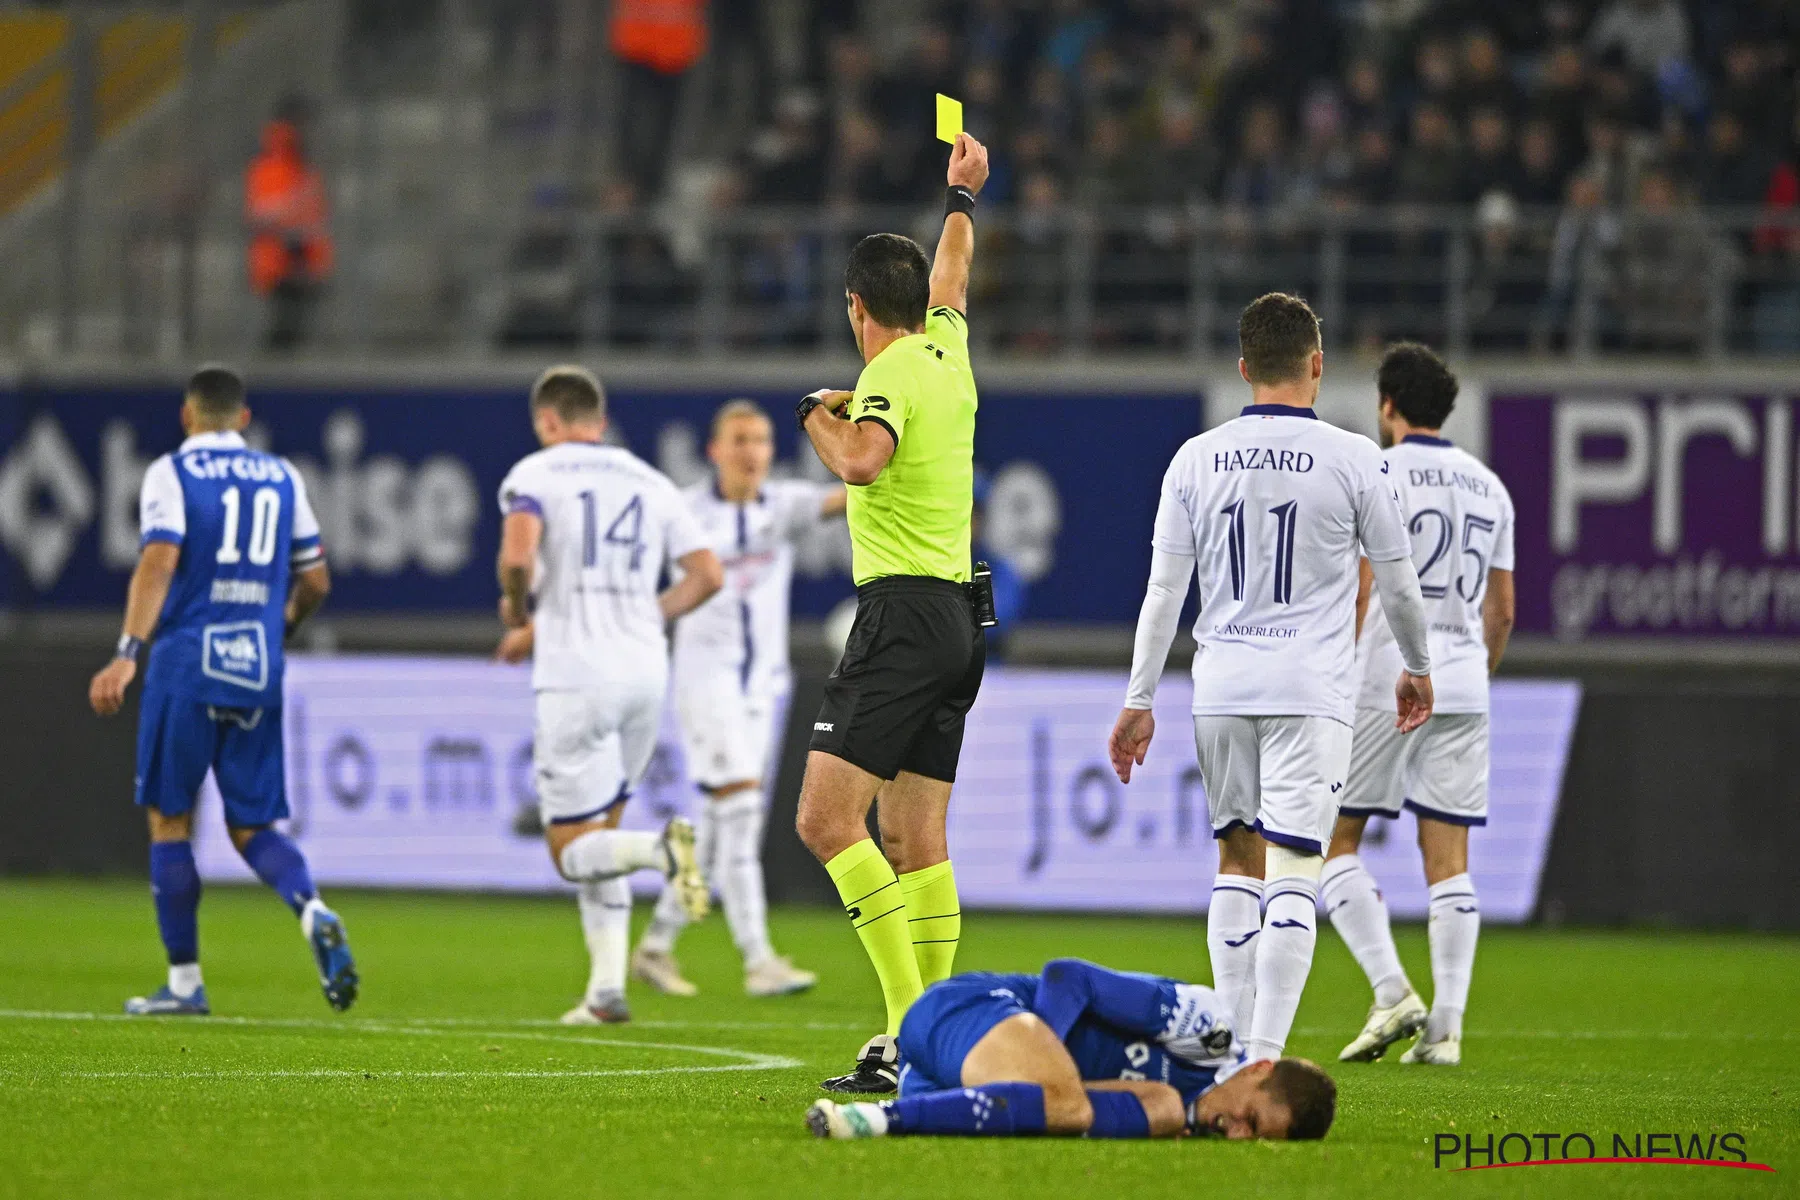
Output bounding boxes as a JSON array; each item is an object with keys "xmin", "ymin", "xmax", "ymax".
[
  {"xmin": 1425, "ymin": 873, "xmax": 1480, "ymax": 1042},
  {"xmin": 1206, "ymin": 875, "xmax": 1264, "ymax": 1039},
  {"xmin": 579, "ymin": 877, "xmax": 632, "ymax": 1003},
  {"xmin": 1245, "ymin": 867, "xmax": 1320, "ymax": 1062},
  {"xmin": 169, "ymin": 962, "xmax": 203, "ymax": 997},
  {"xmin": 1321, "ymin": 854, "xmax": 1412, "ymax": 1007},
  {"xmin": 558, "ymin": 829, "xmax": 665, "ymax": 882},
  {"xmin": 640, "ymin": 791, "xmax": 774, "ymax": 969}
]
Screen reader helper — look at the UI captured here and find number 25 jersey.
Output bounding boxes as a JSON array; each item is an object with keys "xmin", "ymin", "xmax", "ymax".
[
  {"xmin": 498, "ymin": 441, "xmax": 705, "ymax": 691},
  {"xmin": 1357, "ymin": 436, "xmax": 1514, "ymax": 715},
  {"xmin": 138, "ymin": 430, "xmax": 324, "ymax": 708},
  {"xmin": 1151, "ymin": 405, "xmax": 1412, "ymax": 724}
]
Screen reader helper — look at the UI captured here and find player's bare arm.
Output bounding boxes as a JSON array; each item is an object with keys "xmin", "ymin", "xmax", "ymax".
[
  {"xmin": 1353, "ymin": 557, "xmax": 1373, "ymax": 640},
  {"xmin": 819, "ymin": 486, "xmax": 849, "ymax": 517},
  {"xmin": 1112, "ymin": 545, "xmax": 1195, "ymax": 783},
  {"xmin": 801, "ymin": 390, "xmax": 894, "ymax": 485},
  {"xmin": 659, "ymin": 548, "xmax": 724, "ymax": 621},
  {"xmin": 286, "ymin": 562, "xmax": 331, "ymax": 638},
  {"xmin": 496, "ymin": 509, "xmax": 541, "ymax": 628},
  {"xmin": 1482, "ymin": 567, "xmax": 1515, "ymax": 674},
  {"xmin": 89, "ymin": 540, "xmax": 180, "ymax": 717},
  {"xmin": 928, "ymin": 133, "xmax": 988, "ymax": 314}
]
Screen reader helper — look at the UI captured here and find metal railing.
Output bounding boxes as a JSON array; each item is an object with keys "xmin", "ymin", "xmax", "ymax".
[{"xmin": 472, "ymin": 203, "xmax": 1800, "ymax": 362}]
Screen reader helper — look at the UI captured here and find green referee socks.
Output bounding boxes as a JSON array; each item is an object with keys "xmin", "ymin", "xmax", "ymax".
[
  {"xmin": 899, "ymin": 860, "xmax": 961, "ymax": 987},
  {"xmin": 827, "ymin": 840, "xmax": 923, "ymax": 1036}
]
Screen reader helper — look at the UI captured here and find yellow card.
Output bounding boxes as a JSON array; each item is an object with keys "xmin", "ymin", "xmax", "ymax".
[{"xmin": 936, "ymin": 93, "xmax": 962, "ymax": 144}]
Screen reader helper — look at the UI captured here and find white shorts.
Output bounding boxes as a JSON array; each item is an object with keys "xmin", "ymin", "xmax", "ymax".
[
  {"xmin": 1192, "ymin": 715, "xmax": 1353, "ymax": 854},
  {"xmin": 674, "ymin": 673, "xmax": 781, "ymax": 791},
  {"xmin": 1338, "ymin": 708, "xmax": 1489, "ymax": 827},
  {"xmin": 534, "ymin": 681, "xmax": 664, "ymax": 825}
]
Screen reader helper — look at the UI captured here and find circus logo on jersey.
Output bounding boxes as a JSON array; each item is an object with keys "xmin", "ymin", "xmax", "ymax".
[{"xmin": 201, "ymin": 621, "xmax": 269, "ymax": 690}]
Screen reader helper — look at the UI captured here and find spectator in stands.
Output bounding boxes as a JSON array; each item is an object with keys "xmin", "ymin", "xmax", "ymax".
[
  {"xmin": 1616, "ymin": 166, "xmax": 1718, "ymax": 350},
  {"xmin": 1587, "ymin": 0, "xmax": 1690, "ymax": 77},
  {"xmin": 1348, "ymin": 124, "xmax": 1398, "ymax": 206},
  {"xmin": 245, "ymin": 102, "xmax": 331, "ymax": 352},
  {"xmin": 997, "ymin": 169, "xmax": 1066, "ymax": 350},
  {"xmin": 1397, "ymin": 103, "xmax": 1461, "ymax": 204},
  {"xmin": 1516, "ymin": 119, "xmax": 1567, "ymax": 206},
  {"xmin": 1715, "ymin": 36, "xmax": 1797, "ymax": 156},
  {"xmin": 1292, "ymin": 86, "xmax": 1353, "ymax": 208},
  {"xmin": 1455, "ymin": 28, "xmax": 1519, "ymax": 118},
  {"xmin": 1530, "ymin": 42, "xmax": 1590, "ymax": 156},
  {"xmin": 1413, "ymin": 34, "xmax": 1461, "ymax": 116},
  {"xmin": 611, "ymin": 0, "xmax": 708, "ymax": 200},
  {"xmin": 1459, "ymin": 106, "xmax": 1521, "ymax": 202},
  {"xmin": 1222, "ymin": 101, "xmax": 1293, "ymax": 212},
  {"xmin": 1343, "ymin": 57, "xmax": 1395, "ymax": 136},
  {"xmin": 1540, "ymin": 170, "xmax": 1619, "ymax": 350},
  {"xmin": 1140, "ymin": 94, "xmax": 1216, "ymax": 207}
]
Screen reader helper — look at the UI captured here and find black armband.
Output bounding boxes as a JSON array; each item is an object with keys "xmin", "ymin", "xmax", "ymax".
[{"xmin": 945, "ymin": 185, "xmax": 976, "ymax": 221}]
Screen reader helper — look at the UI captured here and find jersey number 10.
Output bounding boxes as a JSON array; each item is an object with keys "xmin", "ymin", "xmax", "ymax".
[{"xmin": 215, "ymin": 486, "xmax": 282, "ymax": 567}]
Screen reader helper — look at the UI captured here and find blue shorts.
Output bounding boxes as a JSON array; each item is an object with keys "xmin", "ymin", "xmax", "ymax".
[
  {"xmin": 135, "ymin": 688, "xmax": 288, "ymax": 827},
  {"xmin": 897, "ymin": 973, "xmax": 1034, "ymax": 1097}
]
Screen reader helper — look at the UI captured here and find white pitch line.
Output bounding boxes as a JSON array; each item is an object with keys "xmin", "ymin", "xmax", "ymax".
[
  {"xmin": 0, "ymin": 1009, "xmax": 861, "ymax": 1034},
  {"xmin": 1290, "ymin": 1026, "xmax": 1798, "ymax": 1041},
  {"xmin": 0, "ymin": 1009, "xmax": 805, "ymax": 1079}
]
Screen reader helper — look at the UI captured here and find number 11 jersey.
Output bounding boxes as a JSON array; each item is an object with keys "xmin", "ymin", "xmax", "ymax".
[
  {"xmin": 1151, "ymin": 405, "xmax": 1412, "ymax": 724},
  {"xmin": 498, "ymin": 441, "xmax": 705, "ymax": 691}
]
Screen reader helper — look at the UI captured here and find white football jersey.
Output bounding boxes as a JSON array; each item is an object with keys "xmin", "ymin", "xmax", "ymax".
[
  {"xmin": 1152, "ymin": 405, "xmax": 1412, "ymax": 723},
  {"xmin": 1357, "ymin": 436, "xmax": 1514, "ymax": 714},
  {"xmin": 671, "ymin": 478, "xmax": 837, "ymax": 696},
  {"xmin": 497, "ymin": 442, "xmax": 705, "ymax": 691}
]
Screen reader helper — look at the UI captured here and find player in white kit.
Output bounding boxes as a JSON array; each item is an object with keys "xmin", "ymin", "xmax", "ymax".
[
  {"xmin": 1108, "ymin": 294, "xmax": 1437, "ymax": 1064},
  {"xmin": 496, "ymin": 366, "xmax": 724, "ymax": 1025},
  {"xmin": 631, "ymin": 400, "xmax": 847, "ymax": 998},
  {"xmin": 1325, "ymin": 344, "xmax": 1515, "ymax": 1067}
]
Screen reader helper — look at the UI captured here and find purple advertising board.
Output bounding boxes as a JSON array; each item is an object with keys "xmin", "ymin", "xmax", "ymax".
[{"xmin": 1488, "ymin": 391, "xmax": 1800, "ymax": 639}]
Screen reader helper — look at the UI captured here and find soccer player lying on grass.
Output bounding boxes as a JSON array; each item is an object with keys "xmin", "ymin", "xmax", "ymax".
[{"xmin": 807, "ymin": 958, "xmax": 1335, "ymax": 1141}]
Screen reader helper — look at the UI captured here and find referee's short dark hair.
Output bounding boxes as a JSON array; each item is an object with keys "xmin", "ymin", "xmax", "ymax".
[
  {"xmin": 845, "ymin": 233, "xmax": 930, "ymax": 331},
  {"xmin": 185, "ymin": 364, "xmax": 246, "ymax": 418},
  {"xmin": 1377, "ymin": 341, "xmax": 1459, "ymax": 429},
  {"xmin": 1238, "ymin": 293, "xmax": 1322, "ymax": 384},
  {"xmin": 530, "ymin": 364, "xmax": 606, "ymax": 423}
]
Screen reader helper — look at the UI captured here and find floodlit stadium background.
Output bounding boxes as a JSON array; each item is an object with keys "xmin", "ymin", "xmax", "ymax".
[{"xmin": 2, "ymin": 0, "xmax": 1798, "ymax": 931}]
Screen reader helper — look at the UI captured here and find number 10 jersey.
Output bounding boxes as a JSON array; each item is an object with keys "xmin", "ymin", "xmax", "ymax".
[
  {"xmin": 1151, "ymin": 405, "xmax": 1412, "ymax": 724},
  {"xmin": 498, "ymin": 441, "xmax": 705, "ymax": 691}
]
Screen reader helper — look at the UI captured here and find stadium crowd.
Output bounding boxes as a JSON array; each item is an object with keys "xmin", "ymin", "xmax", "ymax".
[{"xmin": 473, "ymin": 0, "xmax": 1800, "ymax": 353}]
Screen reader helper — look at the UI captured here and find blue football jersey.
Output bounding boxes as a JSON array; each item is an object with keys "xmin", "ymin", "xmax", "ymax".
[
  {"xmin": 138, "ymin": 431, "xmax": 323, "ymax": 708},
  {"xmin": 1017, "ymin": 960, "xmax": 1247, "ymax": 1105}
]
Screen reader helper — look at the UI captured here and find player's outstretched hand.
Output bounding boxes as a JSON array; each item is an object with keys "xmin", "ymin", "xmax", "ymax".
[
  {"xmin": 947, "ymin": 133, "xmax": 989, "ymax": 196},
  {"xmin": 89, "ymin": 658, "xmax": 137, "ymax": 717},
  {"xmin": 1108, "ymin": 707, "xmax": 1156, "ymax": 783},
  {"xmin": 496, "ymin": 624, "xmax": 534, "ymax": 664},
  {"xmin": 1394, "ymin": 672, "xmax": 1434, "ymax": 733}
]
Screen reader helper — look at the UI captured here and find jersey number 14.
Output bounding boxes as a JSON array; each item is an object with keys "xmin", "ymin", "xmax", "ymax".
[{"xmin": 579, "ymin": 491, "xmax": 646, "ymax": 570}]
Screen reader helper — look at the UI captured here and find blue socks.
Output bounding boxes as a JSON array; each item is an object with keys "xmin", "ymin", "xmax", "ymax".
[
  {"xmin": 239, "ymin": 829, "xmax": 317, "ymax": 915},
  {"xmin": 1084, "ymin": 1090, "xmax": 1151, "ymax": 1138},
  {"xmin": 148, "ymin": 841, "xmax": 201, "ymax": 965},
  {"xmin": 885, "ymin": 1083, "xmax": 1047, "ymax": 1136}
]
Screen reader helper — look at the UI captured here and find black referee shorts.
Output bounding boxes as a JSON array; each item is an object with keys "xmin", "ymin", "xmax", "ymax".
[{"xmin": 809, "ymin": 576, "xmax": 987, "ymax": 783}]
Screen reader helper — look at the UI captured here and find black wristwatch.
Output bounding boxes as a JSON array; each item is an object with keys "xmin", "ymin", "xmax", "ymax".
[{"xmin": 795, "ymin": 390, "xmax": 831, "ymax": 431}]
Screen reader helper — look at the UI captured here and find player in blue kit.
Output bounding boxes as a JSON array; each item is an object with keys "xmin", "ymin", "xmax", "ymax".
[
  {"xmin": 806, "ymin": 958, "xmax": 1335, "ymax": 1141},
  {"xmin": 89, "ymin": 366, "xmax": 355, "ymax": 1017}
]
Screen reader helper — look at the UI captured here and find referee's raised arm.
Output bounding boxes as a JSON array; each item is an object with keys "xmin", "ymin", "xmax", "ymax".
[{"xmin": 792, "ymin": 134, "xmax": 992, "ymax": 1095}]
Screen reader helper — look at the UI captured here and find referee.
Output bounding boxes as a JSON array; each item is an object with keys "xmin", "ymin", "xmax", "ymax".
[{"xmin": 796, "ymin": 132, "xmax": 990, "ymax": 1093}]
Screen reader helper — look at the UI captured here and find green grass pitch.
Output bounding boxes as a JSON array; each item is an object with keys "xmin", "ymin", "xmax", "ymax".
[{"xmin": 0, "ymin": 879, "xmax": 1793, "ymax": 1198}]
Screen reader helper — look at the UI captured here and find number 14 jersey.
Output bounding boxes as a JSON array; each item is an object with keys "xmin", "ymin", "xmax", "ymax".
[
  {"xmin": 498, "ymin": 442, "xmax": 705, "ymax": 691},
  {"xmin": 1151, "ymin": 405, "xmax": 1412, "ymax": 724}
]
